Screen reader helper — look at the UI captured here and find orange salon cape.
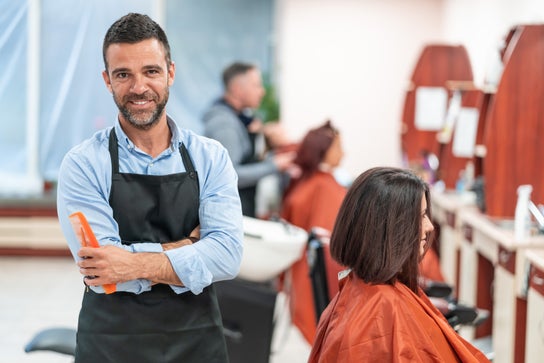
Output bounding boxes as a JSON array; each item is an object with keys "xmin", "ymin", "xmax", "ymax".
[
  {"xmin": 309, "ymin": 272, "xmax": 490, "ymax": 363},
  {"xmin": 281, "ymin": 171, "xmax": 346, "ymax": 344}
]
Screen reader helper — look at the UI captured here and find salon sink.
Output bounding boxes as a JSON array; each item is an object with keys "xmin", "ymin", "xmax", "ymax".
[{"xmin": 237, "ymin": 217, "xmax": 307, "ymax": 282}]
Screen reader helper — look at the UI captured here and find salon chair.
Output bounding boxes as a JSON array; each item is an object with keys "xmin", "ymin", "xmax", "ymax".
[{"xmin": 306, "ymin": 227, "xmax": 333, "ymax": 323}]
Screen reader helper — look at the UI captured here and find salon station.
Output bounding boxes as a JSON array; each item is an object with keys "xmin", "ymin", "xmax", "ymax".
[{"xmin": 402, "ymin": 25, "xmax": 544, "ymax": 363}]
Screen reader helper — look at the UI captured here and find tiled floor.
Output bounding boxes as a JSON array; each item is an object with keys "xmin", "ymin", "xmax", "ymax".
[{"xmin": 0, "ymin": 256, "xmax": 311, "ymax": 363}]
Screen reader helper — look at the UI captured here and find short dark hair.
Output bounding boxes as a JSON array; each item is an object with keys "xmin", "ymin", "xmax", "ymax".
[
  {"xmin": 102, "ymin": 13, "xmax": 171, "ymax": 71},
  {"xmin": 330, "ymin": 167, "xmax": 433, "ymax": 293},
  {"xmin": 222, "ymin": 62, "xmax": 257, "ymax": 89}
]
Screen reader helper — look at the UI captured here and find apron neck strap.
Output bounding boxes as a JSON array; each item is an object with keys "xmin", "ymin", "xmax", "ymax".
[{"xmin": 109, "ymin": 127, "xmax": 195, "ymax": 175}]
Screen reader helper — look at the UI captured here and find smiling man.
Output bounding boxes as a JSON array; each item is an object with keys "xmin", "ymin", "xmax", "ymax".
[{"xmin": 56, "ymin": 13, "xmax": 243, "ymax": 363}]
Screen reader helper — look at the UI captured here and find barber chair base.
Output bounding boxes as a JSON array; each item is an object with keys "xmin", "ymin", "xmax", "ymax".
[{"xmin": 215, "ymin": 278, "xmax": 277, "ymax": 363}]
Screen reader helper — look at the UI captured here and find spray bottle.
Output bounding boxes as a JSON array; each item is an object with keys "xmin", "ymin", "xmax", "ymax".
[{"xmin": 514, "ymin": 185, "xmax": 533, "ymax": 241}]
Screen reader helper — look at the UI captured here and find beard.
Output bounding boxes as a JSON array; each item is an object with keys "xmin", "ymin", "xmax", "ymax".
[{"xmin": 113, "ymin": 87, "xmax": 169, "ymax": 130}]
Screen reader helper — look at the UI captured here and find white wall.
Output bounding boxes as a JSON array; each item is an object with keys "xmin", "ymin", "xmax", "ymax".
[
  {"xmin": 275, "ymin": 0, "xmax": 445, "ymax": 179},
  {"xmin": 276, "ymin": 0, "xmax": 544, "ymax": 179},
  {"xmin": 442, "ymin": 0, "xmax": 544, "ymax": 86}
]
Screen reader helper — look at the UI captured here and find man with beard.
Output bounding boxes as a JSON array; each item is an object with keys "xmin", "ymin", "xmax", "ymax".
[{"xmin": 56, "ymin": 13, "xmax": 242, "ymax": 363}]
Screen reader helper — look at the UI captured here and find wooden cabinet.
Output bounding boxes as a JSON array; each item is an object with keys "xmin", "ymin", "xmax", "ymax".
[
  {"xmin": 456, "ymin": 208, "xmax": 544, "ymax": 363},
  {"xmin": 430, "ymin": 191, "xmax": 476, "ymax": 290},
  {"xmin": 483, "ymin": 24, "xmax": 544, "ymax": 218},
  {"xmin": 525, "ymin": 250, "xmax": 544, "ymax": 362}
]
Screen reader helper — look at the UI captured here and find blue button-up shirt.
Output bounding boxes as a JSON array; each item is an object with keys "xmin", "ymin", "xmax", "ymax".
[{"xmin": 57, "ymin": 117, "xmax": 243, "ymax": 295}]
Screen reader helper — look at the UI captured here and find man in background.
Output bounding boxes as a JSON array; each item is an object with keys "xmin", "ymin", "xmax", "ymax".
[{"xmin": 203, "ymin": 62, "xmax": 294, "ymax": 217}]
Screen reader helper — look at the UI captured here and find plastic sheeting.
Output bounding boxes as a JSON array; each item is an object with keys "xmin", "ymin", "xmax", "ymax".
[
  {"xmin": 0, "ymin": 0, "xmax": 27, "ymax": 175},
  {"xmin": 0, "ymin": 0, "xmax": 273, "ymax": 193}
]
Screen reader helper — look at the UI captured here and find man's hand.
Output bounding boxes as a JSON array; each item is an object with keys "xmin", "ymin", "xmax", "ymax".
[
  {"xmin": 247, "ymin": 118, "xmax": 263, "ymax": 133},
  {"xmin": 78, "ymin": 245, "xmax": 183, "ymax": 287},
  {"xmin": 273, "ymin": 151, "xmax": 296, "ymax": 171},
  {"xmin": 78, "ymin": 245, "xmax": 140, "ymax": 285}
]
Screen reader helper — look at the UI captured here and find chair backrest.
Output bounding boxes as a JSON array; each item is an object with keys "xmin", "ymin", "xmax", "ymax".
[{"xmin": 306, "ymin": 229, "xmax": 330, "ymax": 323}]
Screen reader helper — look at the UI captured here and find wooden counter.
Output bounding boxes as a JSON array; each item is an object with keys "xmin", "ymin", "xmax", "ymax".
[
  {"xmin": 431, "ymin": 189, "xmax": 544, "ymax": 362},
  {"xmin": 430, "ymin": 190, "xmax": 477, "ymax": 290},
  {"xmin": 524, "ymin": 249, "xmax": 544, "ymax": 362},
  {"xmin": 456, "ymin": 208, "xmax": 544, "ymax": 363}
]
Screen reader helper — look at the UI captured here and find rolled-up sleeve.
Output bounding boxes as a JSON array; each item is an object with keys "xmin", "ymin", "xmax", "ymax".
[
  {"xmin": 165, "ymin": 138, "xmax": 243, "ymax": 294},
  {"xmin": 57, "ymin": 136, "xmax": 161, "ymax": 295}
]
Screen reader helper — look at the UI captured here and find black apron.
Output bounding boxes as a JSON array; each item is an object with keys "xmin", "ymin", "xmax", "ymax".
[
  {"xmin": 238, "ymin": 131, "xmax": 258, "ymax": 218},
  {"xmin": 217, "ymin": 98, "xmax": 259, "ymax": 218},
  {"xmin": 75, "ymin": 128, "xmax": 228, "ymax": 363}
]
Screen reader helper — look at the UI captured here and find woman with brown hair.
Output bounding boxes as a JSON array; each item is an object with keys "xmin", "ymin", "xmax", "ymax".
[
  {"xmin": 280, "ymin": 120, "xmax": 347, "ymax": 344},
  {"xmin": 309, "ymin": 167, "xmax": 489, "ymax": 362}
]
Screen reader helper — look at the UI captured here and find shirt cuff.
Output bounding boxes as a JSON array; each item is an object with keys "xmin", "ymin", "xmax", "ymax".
[
  {"xmin": 88, "ymin": 278, "xmax": 152, "ymax": 294},
  {"xmin": 127, "ymin": 242, "xmax": 164, "ymax": 253},
  {"xmin": 164, "ymin": 246, "xmax": 212, "ymax": 295}
]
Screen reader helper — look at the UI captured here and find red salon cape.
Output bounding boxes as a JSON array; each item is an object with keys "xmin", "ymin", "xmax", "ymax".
[
  {"xmin": 281, "ymin": 171, "xmax": 346, "ymax": 344},
  {"xmin": 309, "ymin": 272, "xmax": 490, "ymax": 363}
]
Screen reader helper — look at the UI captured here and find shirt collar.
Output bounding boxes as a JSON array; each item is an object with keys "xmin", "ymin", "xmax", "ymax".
[
  {"xmin": 113, "ymin": 114, "xmax": 182, "ymax": 153},
  {"xmin": 166, "ymin": 115, "xmax": 183, "ymax": 151}
]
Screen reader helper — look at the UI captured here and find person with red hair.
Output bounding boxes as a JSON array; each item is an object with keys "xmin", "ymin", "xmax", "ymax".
[{"xmin": 281, "ymin": 120, "xmax": 347, "ymax": 344}]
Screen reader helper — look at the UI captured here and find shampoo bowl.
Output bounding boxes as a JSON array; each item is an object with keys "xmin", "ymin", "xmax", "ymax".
[{"xmin": 237, "ymin": 217, "xmax": 307, "ymax": 282}]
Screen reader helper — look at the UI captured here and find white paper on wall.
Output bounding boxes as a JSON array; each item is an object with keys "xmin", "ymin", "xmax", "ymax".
[
  {"xmin": 414, "ymin": 87, "xmax": 448, "ymax": 131},
  {"xmin": 452, "ymin": 107, "xmax": 479, "ymax": 158}
]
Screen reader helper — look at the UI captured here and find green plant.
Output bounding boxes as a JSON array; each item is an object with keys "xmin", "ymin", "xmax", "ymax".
[{"xmin": 258, "ymin": 77, "xmax": 280, "ymax": 123}]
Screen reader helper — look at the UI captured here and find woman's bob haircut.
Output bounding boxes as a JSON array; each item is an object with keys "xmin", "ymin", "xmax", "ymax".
[{"xmin": 330, "ymin": 166, "xmax": 433, "ymax": 293}]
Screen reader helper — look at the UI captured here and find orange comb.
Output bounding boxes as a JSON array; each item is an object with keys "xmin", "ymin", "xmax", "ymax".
[{"xmin": 69, "ymin": 211, "xmax": 116, "ymax": 294}]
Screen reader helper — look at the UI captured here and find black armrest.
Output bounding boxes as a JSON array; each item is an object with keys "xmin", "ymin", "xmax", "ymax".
[
  {"xmin": 24, "ymin": 327, "xmax": 76, "ymax": 356},
  {"xmin": 423, "ymin": 280, "xmax": 453, "ymax": 298}
]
